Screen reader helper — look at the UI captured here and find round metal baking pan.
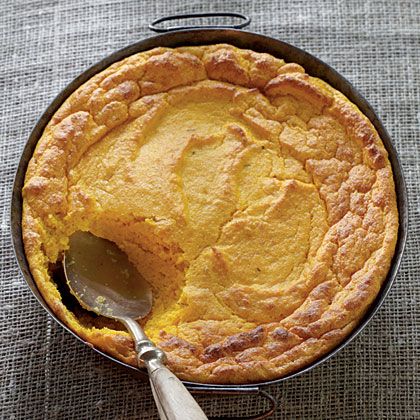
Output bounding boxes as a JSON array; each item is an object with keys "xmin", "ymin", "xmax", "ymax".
[{"xmin": 10, "ymin": 12, "xmax": 408, "ymax": 418}]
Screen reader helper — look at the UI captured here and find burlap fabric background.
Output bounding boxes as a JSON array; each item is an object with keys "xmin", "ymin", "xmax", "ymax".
[{"xmin": 1, "ymin": 0, "xmax": 419, "ymax": 418}]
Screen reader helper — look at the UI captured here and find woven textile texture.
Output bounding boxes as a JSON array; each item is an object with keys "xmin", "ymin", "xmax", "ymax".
[{"xmin": 1, "ymin": 0, "xmax": 419, "ymax": 418}]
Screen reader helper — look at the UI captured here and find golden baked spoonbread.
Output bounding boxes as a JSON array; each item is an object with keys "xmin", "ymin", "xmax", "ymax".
[{"xmin": 22, "ymin": 44, "xmax": 398, "ymax": 384}]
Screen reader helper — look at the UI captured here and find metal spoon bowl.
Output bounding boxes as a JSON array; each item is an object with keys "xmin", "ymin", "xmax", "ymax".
[
  {"xmin": 64, "ymin": 231, "xmax": 153, "ymax": 320},
  {"xmin": 64, "ymin": 231, "xmax": 207, "ymax": 420}
]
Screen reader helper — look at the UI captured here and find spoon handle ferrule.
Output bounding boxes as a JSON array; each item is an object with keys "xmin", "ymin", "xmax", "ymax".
[{"xmin": 121, "ymin": 317, "xmax": 207, "ymax": 420}]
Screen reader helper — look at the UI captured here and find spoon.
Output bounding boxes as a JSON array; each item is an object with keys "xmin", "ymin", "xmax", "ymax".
[{"xmin": 63, "ymin": 231, "xmax": 207, "ymax": 420}]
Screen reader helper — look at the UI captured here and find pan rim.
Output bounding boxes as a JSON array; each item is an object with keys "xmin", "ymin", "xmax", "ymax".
[{"xmin": 10, "ymin": 27, "xmax": 409, "ymax": 389}]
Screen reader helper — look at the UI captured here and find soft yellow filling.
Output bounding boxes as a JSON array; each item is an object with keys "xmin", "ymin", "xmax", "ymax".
[{"xmin": 59, "ymin": 84, "xmax": 328, "ymax": 344}]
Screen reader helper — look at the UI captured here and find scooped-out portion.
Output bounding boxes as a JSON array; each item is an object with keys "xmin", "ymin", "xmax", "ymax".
[{"xmin": 22, "ymin": 44, "xmax": 398, "ymax": 384}]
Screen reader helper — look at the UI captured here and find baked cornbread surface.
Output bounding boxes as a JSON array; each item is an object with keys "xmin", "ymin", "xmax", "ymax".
[{"xmin": 22, "ymin": 44, "xmax": 398, "ymax": 384}]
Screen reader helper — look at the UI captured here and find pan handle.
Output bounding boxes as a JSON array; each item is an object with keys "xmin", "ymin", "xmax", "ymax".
[
  {"xmin": 187, "ymin": 386, "xmax": 276, "ymax": 420},
  {"xmin": 149, "ymin": 12, "xmax": 251, "ymax": 33}
]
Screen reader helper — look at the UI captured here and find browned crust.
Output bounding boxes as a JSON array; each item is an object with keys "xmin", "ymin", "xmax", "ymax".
[
  {"xmin": 265, "ymin": 73, "xmax": 333, "ymax": 108},
  {"xmin": 22, "ymin": 44, "xmax": 398, "ymax": 384}
]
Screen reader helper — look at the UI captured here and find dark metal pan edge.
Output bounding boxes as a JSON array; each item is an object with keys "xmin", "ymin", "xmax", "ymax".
[{"xmin": 10, "ymin": 28, "xmax": 408, "ymax": 390}]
